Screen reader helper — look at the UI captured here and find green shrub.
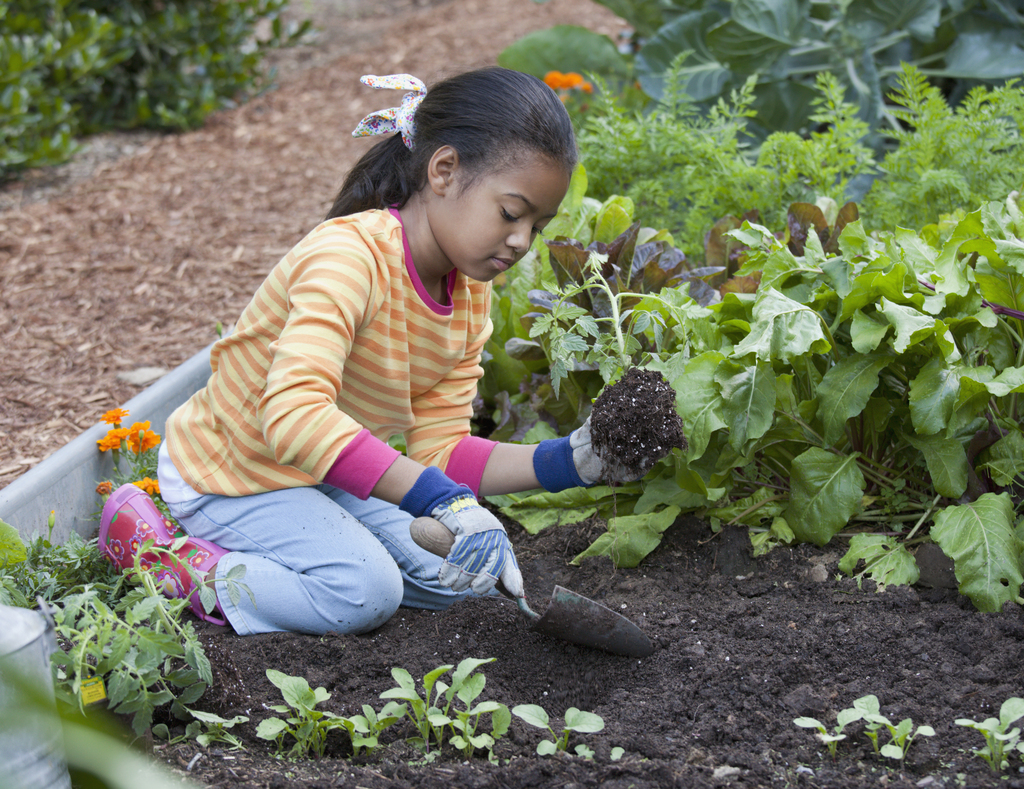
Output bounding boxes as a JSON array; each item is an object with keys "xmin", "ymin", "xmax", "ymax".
[
  {"xmin": 0, "ymin": 0, "xmax": 309, "ymax": 179},
  {"xmin": 70, "ymin": 0, "xmax": 310, "ymax": 133},
  {"xmin": 0, "ymin": 0, "xmax": 120, "ymax": 174}
]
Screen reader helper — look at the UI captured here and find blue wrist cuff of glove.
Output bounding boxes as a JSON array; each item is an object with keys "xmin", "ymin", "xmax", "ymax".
[
  {"xmin": 533, "ymin": 436, "xmax": 589, "ymax": 493},
  {"xmin": 400, "ymin": 466, "xmax": 470, "ymax": 518}
]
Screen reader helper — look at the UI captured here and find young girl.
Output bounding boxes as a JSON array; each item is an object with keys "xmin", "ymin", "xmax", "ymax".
[{"xmin": 99, "ymin": 67, "xmax": 668, "ymax": 636}]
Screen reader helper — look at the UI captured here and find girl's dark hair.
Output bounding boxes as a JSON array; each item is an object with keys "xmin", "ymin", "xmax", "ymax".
[{"xmin": 327, "ymin": 67, "xmax": 577, "ymax": 219}]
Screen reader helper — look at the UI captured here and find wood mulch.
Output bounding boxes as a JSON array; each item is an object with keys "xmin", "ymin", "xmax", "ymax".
[{"xmin": 0, "ymin": 0, "xmax": 621, "ymax": 492}]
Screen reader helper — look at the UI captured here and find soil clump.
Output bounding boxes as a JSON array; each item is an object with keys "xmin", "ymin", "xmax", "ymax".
[
  {"xmin": 590, "ymin": 367, "xmax": 686, "ymax": 479},
  {"xmin": 150, "ymin": 513, "xmax": 1024, "ymax": 789}
]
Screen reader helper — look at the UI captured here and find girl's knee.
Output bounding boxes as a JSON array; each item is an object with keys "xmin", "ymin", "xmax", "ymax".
[{"xmin": 350, "ymin": 565, "xmax": 403, "ymax": 633}]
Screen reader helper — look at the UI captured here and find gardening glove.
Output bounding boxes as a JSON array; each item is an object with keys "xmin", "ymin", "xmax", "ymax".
[
  {"xmin": 533, "ymin": 416, "xmax": 667, "ymax": 492},
  {"xmin": 399, "ymin": 466, "xmax": 523, "ymax": 598},
  {"xmin": 431, "ymin": 493, "xmax": 524, "ymax": 598}
]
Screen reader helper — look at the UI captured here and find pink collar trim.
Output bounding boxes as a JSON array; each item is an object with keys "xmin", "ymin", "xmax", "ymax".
[{"xmin": 389, "ymin": 208, "xmax": 454, "ymax": 316}]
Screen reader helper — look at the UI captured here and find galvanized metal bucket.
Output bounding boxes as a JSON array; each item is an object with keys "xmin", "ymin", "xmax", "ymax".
[{"xmin": 0, "ymin": 603, "xmax": 72, "ymax": 789}]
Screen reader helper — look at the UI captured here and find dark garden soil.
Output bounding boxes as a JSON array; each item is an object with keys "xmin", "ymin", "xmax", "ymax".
[
  {"xmin": 590, "ymin": 368, "xmax": 687, "ymax": 479},
  {"xmin": 149, "ymin": 513, "xmax": 1024, "ymax": 789}
]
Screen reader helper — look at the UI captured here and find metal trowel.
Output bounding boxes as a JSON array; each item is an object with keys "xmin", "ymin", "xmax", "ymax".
[{"xmin": 410, "ymin": 517, "xmax": 655, "ymax": 658}]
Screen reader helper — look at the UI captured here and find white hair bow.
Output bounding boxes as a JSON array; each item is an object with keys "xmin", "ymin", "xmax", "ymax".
[{"xmin": 351, "ymin": 74, "xmax": 427, "ymax": 151}]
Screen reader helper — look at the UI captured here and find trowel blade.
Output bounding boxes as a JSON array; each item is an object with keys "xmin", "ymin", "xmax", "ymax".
[{"xmin": 531, "ymin": 585, "xmax": 654, "ymax": 658}]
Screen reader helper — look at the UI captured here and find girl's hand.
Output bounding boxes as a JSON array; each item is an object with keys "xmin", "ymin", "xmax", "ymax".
[
  {"xmin": 431, "ymin": 493, "xmax": 524, "ymax": 597},
  {"xmin": 569, "ymin": 416, "xmax": 669, "ymax": 484}
]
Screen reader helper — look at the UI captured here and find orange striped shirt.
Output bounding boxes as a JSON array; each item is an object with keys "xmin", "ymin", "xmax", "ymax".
[{"xmin": 165, "ymin": 209, "xmax": 492, "ymax": 497}]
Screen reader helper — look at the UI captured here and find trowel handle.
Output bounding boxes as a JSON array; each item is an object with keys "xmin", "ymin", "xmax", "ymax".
[
  {"xmin": 409, "ymin": 517, "xmax": 538, "ymax": 619},
  {"xmin": 410, "ymin": 517, "xmax": 456, "ymax": 557}
]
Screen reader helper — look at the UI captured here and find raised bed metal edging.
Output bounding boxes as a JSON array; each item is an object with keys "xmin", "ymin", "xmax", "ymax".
[{"xmin": 0, "ymin": 343, "xmax": 214, "ymax": 545}]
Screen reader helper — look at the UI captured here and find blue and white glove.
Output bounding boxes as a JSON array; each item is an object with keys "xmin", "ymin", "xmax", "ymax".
[
  {"xmin": 400, "ymin": 467, "xmax": 524, "ymax": 597},
  {"xmin": 431, "ymin": 493, "xmax": 523, "ymax": 597},
  {"xmin": 533, "ymin": 415, "xmax": 666, "ymax": 492}
]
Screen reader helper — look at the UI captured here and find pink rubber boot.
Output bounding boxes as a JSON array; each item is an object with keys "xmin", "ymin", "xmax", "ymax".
[{"xmin": 99, "ymin": 483, "xmax": 229, "ymax": 625}]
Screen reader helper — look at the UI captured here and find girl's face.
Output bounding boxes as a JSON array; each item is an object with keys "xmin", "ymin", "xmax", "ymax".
[{"xmin": 425, "ymin": 150, "xmax": 570, "ymax": 283}]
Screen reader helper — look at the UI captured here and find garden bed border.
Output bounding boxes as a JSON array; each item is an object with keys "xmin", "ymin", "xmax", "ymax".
[{"xmin": 0, "ymin": 344, "xmax": 214, "ymax": 545}]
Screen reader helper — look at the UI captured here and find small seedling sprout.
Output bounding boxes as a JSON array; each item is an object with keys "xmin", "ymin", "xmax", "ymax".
[
  {"xmin": 512, "ymin": 703, "xmax": 606, "ymax": 759},
  {"xmin": 956, "ymin": 697, "xmax": 1024, "ymax": 772}
]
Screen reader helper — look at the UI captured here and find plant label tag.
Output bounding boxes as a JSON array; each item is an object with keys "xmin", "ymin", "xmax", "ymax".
[{"xmin": 81, "ymin": 676, "xmax": 107, "ymax": 705}]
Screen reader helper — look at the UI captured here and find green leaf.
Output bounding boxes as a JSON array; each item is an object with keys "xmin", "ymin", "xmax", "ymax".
[
  {"xmin": 564, "ymin": 707, "xmax": 604, "ymax": 733},
  {"xmin": 707, "ymin": 18, "xmax": 789, "ymax": 72},
  {"xmin": 931, "ymin": 493, "xmax": 1023, "ymax": 612},
  {"xmin": 635, "ymin": 10, "xmax": 732, "ymax": 101},
  {"xmin": 936, "ymin": 29, "xmax": 1024, "ymax": 79},
  {"xmin": 671, "ymin": 351, "xmax": 729, "ymax": 460},
  {"xmin": 904, "ymin": 432, "xmax": 968, "ymax": 498},
  {"xmin": 979, "ymin": 430, "xmax": 1024, "ymax": 487},
  {"xmin": 512, "ymin": 704, "xmax": 550, "ymax": 729},
  {"xmin": 838, "ymin": 534, "xmax": 920, "ymax": 591},
  {"xmin": 715, "ymin": 359, "xmax": 777, "ymax": 451},
  {"xmin": 816, "ymin": 353, "xmax": 891, "ymax": 445},
  {"xmin": 849, "ymin": 310, "xmax": 890, "ymax": 353},
  {"xmin": 734, "ymin": 288, "xmax": 830, "ymax": 362},
  {"xmin": 785, "ymin": 448, "xmax": 865, "ymax": 546},
  {"xmin": 496, "ymin": 25, "xmax": 629, "ymax": 80},
  {"xmin": 879, "ymin": 299, "xmax": 935, "ymax": 353},
  {"xmin": 571, "ymin": 506, "xmax": 682, "ymax": 567},
  {"xmin": 908, "ymin": 357, "xmax": 961, "ymax": 436},
  {"xmin": 256, "ymin": 718, "xmax": 288, "ymax": 740},
  {"xmin": 0, "ymin": 519, "xmax": 27, "ymax": 565},
  {"xmin": 731, "ymin": 0, "xmax": 808, "ymax": 45},
  {"xmin": 848, "ymin": 0, "xmax": 941, "ymax": 40}
]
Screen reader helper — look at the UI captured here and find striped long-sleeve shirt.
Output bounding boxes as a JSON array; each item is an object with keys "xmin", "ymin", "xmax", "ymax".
[{"xmin": 165, "ymin": 208, "xmax": 497, "ymax": 499}]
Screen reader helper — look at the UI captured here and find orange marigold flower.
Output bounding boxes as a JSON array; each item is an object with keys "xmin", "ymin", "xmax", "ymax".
[
  {"xmin": 101, "ymin": 408, "xmax": 130, "ymax": 425},
  {"xmin": 96, "ymin": 481, "xmax": 113, "ymax": 496},
  {"xmin": 134, "ymin": 477, "xmax": 160, "ymax": 496},
  {"xmin": 127, "ymin": 429, "xmax": 161, "ymax": 455},
  {"xmin": 581, "ymin": 81, "xmax": 593, "ymax": 94},
  {"xmin": 563, "ymin": 72, "xmax": 585, "ymax": 89},
  {"xmin": 543, "ymin": 70, "xmax": 566, "ymax": 90},
  {"xmin": 97, "ymin": 431, "xmax": 126, "ymax": 452}
]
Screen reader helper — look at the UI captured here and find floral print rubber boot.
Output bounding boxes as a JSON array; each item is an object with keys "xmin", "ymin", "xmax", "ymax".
[{"xmin": 99, "ymin": 483, "xmax": 229, "ymax": 626}]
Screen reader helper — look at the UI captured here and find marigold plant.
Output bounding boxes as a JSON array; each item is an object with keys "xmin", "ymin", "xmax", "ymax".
[{"xmin": 94, "ymin": 409, "xmax": 166, "ymax": 515}]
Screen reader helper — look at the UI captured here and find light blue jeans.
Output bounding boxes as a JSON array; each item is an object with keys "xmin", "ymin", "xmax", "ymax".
[{"xmin": 165, "ymin": 485, "xmax": 472, "ymax": 636}]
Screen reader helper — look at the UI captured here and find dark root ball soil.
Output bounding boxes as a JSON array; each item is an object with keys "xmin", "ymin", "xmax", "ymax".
[{"xmin": 590, "ymin": 367, "xmax": 687, "ymax": 478}]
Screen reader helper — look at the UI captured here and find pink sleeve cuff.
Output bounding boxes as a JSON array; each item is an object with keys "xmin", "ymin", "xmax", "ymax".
[
  {"xmin": 323, "ymin": 429, "xmax": 401, "ymax": 499},
  {"xmin": 443, "ymin": 435, "xmax": 498, "ymax": 496}
]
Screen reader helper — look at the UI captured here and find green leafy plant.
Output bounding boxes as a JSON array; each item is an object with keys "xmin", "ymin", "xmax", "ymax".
[
  {"xmin": 956, "ymin": 697, "xmax": 1024, "ymax": 772},
  {"xmin": 154, "ymin": 708, "xmax": 249, "ymax": 751},
  {"xmin": 511, "ymin": 703, "xmax": 605, "ymax": 759},
  {"xmin": 1, "ymin": 0, "xmax": 311, "ymax": 178},
  {"xmin": 380, "ymin": 658, "xmax": 509, "ymax": 759},
  {"xmin": 423, "ymin": 658, "xmax": 511, "ymax": 761},
  {"xmin": 0, "ymin": 512, "xmax": 121, "ymax": 608},
  {"xmin": 862, "ymin": 68, "xmax": 1024, "ymax": 233},
  {"xmin": 793, "ymin": 705, "xmax": 863, "ymax": 758},
  {"xmin": 256, "ymin": 669, "xmax": 403, "ymax": 759},
  {"xmin": 853, "ymin": 695, "xmax": 935, "ymax": 761},
  {"xmin": 49, "ymin": 550, "xmax": 215, "ymax": 736},
  {"xmin": 489, "ymin": 181, "xmax": 1024, "ymax": 607}
]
